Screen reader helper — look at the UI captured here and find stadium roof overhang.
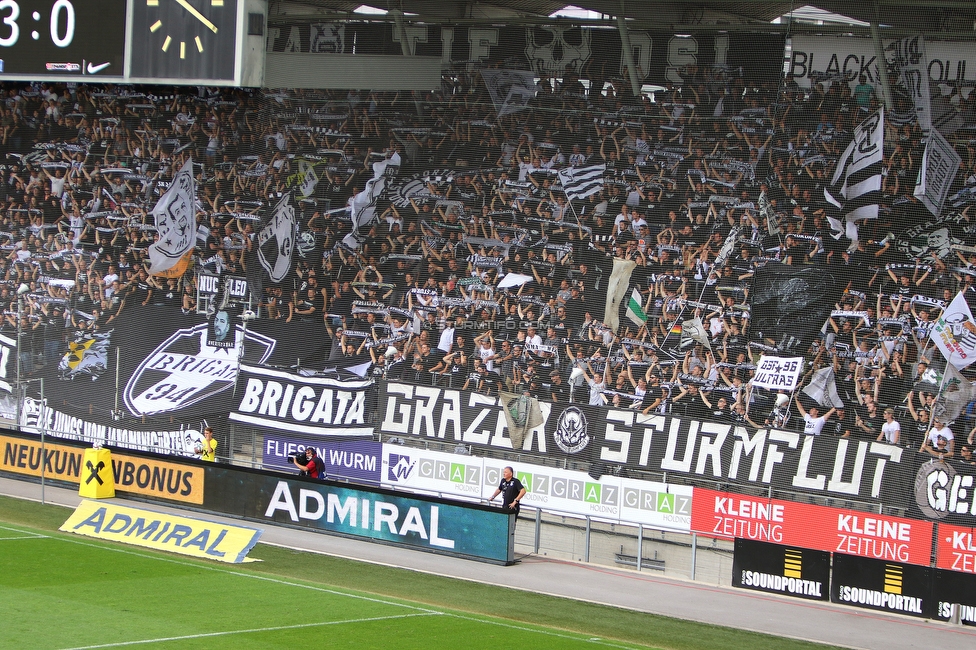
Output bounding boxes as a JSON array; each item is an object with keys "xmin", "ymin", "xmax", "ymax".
[{"xmin": 268, "ymin": 1, "xmax": 976, "ymax": 37}]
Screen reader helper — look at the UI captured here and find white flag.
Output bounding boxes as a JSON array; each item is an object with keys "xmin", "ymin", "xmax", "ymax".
[
  {"xmin": 557, "ymin": 164, "xmax": 606, "ymax": 200},
  {"xmin": 680, "ymin": 317, "xmax": 711, "ymax": 351},
  {"xmin": 342, "ymin": 177, "xmax": 385, "ymax": 249},
  {"xmin": 257, "ymin": 194, "xmax": 297, "ymax": 283},
  {"xmin": 603, "ymin": 258, "xmax": 636, "ymax": 333},
  {"xmin": 886, "ymin": 35, "xmax": 932, "ymax": 135},
  {"xmin": 480, "ymin": 69, "xmax": 537, "ymax": 117},
  {"xmin": 824, "ymin": 109, "xmax": 884, "ymax": 222},
  {"xmin": 148, "ymin": 159, "xmax": 195, "ymax": 275},
  {"xmin": 931, "ymin": 291, "xmax": 976, "ymax": 369},
  {"xmin": 824, "ymin": 110, "xmax": 884, "ymax": 246},
  {"xmin": 936, "ymin": 363, "xmax": 976, "ymax": 422},
  {"xmin": 296, "ymin": 159, "xmax": 319, "ymax": 198},
  {"xmin": 802, "ymin": 366, "xmax": 845, "ymax": 408},
  {"xmin": 914, "ymin": 129, "xmax": 961, "ymax": 217}
]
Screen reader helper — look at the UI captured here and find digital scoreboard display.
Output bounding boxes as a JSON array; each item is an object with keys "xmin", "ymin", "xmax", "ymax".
[
  {"xmin": 0, "ymin": 0, "xmax": 245, "ymax": 84},
  {"xmin": 0, "ymin": 0, "xmax": 126, "ymax": 78}
]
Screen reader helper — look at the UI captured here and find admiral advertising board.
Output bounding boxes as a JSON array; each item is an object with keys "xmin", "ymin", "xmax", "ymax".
[
  {"xmin": 691, "ymin": 487, "xmax": 934, "ymax": 566},
  {"xmin": 61, "ymin": 500, "xmax": 261, "ymax": 564},
  {"xmin": 732, "ymin": 539, "xmax": 830, "ymax": 601},
  {"xmin": 202, "ymin": 467, "xmax": 514, "ymax": 564},
  {"xmin": 830, "ymin": 554, "xmax": 934, "ymax": 618},
  {"xmin": 0, "ymin": 431, "xmax": 205, "ymax": 504},
  {"xmin": 378, "ymin": 383, "xmax": 912, "ymax": 504},
  {"xmin": 380, "ymin": 444, "xmax": 692, "ymax": 531}
]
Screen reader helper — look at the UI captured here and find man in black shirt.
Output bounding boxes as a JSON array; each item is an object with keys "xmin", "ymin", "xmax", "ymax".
[
  {"xmin": 489, "ymin": 466, "xmax": 526, "ymax": 515},
  {"xmin": 855, "ymin": 400, "xmax": 883, "ymax": 439},
  {"xmin": 827, "ymin": 405, "xmax": 854, "ymax": 438}
]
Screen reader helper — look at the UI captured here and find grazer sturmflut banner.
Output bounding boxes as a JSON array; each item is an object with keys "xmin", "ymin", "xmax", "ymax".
[
  {"xmin": 230, "ymin": 365, "xmax": 374, "ymax": 438},
  {"xmin": 377, "ymin": 382, "xmax": 913, "ymax": 503},
  {"xmin": 912, "ymin": 456, "xmax": 976, "ymax": 525}
]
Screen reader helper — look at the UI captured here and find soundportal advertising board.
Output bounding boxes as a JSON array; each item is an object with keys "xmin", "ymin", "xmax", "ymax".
[{"xmin": 732, "ymin": 538, "xmax": 830, "ymax": 601}]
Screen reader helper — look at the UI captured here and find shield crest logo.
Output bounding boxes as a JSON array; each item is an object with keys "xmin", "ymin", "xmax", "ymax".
[
  {"xmin": 124, "ymin": 324, "xmax": 275, "ymax": 417},
  {"xmin": 154, "ymin": 178, "xmax": 193, "ymax": 258},
  {"xmin": 59, "ymin": 331, "xmax": 112, "ymax": 380},
  {"xmin": 152, "ymin": 162, "xmax": 195, "ymax": 261},
  {"xmin": 258, "ymin": 194, "xmax": 296, "ymax": 283}
]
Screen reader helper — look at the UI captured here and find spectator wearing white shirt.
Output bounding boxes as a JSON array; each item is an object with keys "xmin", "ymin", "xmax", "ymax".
[
  {"xmin": 795, "ymin": 396, "xmax": 836, "ymax": 436},
  {"xmin": 923, "ymin": 418, "xmax": 954, "ymax": 455},
  {"xmin": 879, "ymin": 408, "xmax": 901, "ymax": 445}
]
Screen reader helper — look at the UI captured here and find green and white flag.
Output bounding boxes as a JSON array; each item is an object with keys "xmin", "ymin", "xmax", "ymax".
[{"xmin": 626, "ymin": 288, "xmax": 647, "ymax": 326}]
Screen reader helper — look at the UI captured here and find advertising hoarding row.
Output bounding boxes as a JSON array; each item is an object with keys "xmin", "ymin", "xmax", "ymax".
[{"xmin": 733, "ymin": 538, "xmax": 976, "ymax": 624}]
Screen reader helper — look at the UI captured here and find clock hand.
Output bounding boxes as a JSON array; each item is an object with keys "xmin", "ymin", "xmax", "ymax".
[{"xmin": 174, "ymin": 0, "xmax": 218, "ymax": 34}]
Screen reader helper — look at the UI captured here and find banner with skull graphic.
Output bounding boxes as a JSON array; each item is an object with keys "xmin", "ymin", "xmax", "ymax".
[{"xmin": 267, "ymin": 23, "xmax": 785, "ymax": 87}]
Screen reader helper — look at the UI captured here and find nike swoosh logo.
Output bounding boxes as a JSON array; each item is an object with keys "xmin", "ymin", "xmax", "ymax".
[{"xmin": 87, "ymin": 62, "xmax": 111, "ymax": 74}]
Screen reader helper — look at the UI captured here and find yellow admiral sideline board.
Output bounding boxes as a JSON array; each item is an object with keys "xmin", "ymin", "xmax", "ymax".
[{"xmin": 61, "ymin": 500, "xmax": 262, "ymax": 563}]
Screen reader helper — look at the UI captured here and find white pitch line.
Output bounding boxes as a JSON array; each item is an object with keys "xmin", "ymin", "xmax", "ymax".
[
  {"xmin": 59, "ymin": 613, "xmax": 440, "ymax": 650},
  {"xmin": 17, "ymin": 524, "xmax": 654, "ymax": 649},
  {"xmin": 21, "ymin": 527, "xmax": 438, "ymax": 614},
  {"xmin": 0, "ymin": 524, "xmax": 48, "ymax": 540}
]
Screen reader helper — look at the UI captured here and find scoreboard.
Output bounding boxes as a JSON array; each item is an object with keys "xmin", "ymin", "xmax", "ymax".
[{"xmin": 0, "ymin": 0, "xmax": 256, "ymax": 85}]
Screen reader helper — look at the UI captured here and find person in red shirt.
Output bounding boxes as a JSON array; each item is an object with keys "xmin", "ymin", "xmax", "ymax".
[{"xmin": 291, "ymin": 447, "xmax": 323, "ymax": 478}]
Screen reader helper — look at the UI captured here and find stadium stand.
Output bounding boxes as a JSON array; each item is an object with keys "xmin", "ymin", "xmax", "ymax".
[{"xmin": 1, "ymin": 51, "xmax": 975, "ymax": 458}]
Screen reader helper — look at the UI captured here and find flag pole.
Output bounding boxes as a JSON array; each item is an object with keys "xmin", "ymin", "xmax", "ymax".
[
  {"xmin": 665, "ymin": 226, "xmax": 741, "ymax": 353},
  {"xmin": 563, "ymin": 187, "xmax": 594, "ymax": 243},
  {"xmin": 915, "ymin": 301, "xmax": 947, "ymax": 364},
  {"xmin": 925, "ymin": 364, "xmax": 952, "ymax": 443}
]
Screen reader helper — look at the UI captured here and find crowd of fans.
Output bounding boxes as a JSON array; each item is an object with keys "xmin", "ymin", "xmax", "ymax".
[{"xmin": 2, "ymin": 66, "xmax": 976, "ymax": 465}]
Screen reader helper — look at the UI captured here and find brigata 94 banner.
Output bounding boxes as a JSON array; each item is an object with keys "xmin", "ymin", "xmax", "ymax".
[{"xmin": 691, "ymin": 487, "xmax": 934, "ymax": 566}]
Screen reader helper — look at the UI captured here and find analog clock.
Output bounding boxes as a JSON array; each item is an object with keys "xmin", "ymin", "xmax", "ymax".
[{"xmin": 129, "ymin": 0, "xmax": 238, "ymax": 82}]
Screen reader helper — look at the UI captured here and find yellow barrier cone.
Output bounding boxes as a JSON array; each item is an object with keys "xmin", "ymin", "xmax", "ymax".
[{"xmin": 79, "ymin": 447, "xmax": 115, "ymax": 499}]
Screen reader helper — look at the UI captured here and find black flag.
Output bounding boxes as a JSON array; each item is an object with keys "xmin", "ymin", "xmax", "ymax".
[{"xmin": 750, "ymin": 263, "xmax": 847, "ymax": 354}]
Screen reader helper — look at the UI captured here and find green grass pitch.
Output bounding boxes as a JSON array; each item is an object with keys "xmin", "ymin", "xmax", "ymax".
[{"xmin": 0, "ymin": 495, "xmax": 841, "ymax": 650}]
